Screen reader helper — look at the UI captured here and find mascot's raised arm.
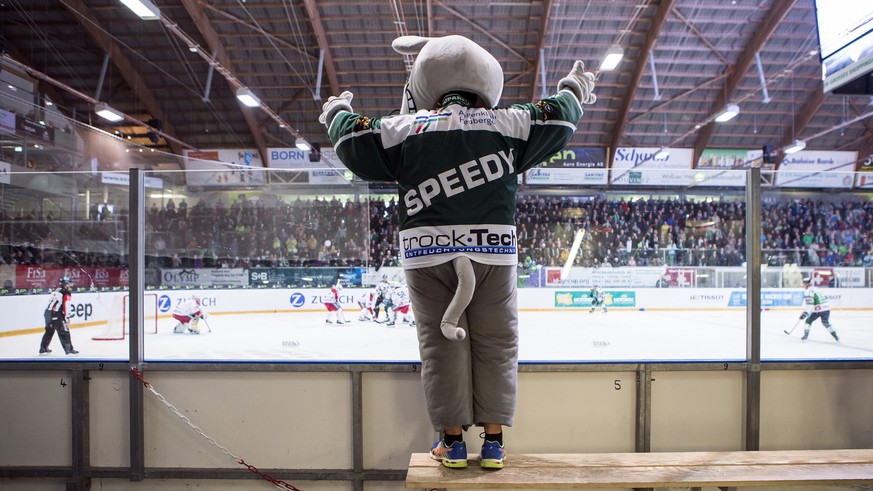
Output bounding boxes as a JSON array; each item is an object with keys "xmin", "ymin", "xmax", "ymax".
[{"xmin": 320, "ymin": 33, "xmax": 595, "ymax": 470}]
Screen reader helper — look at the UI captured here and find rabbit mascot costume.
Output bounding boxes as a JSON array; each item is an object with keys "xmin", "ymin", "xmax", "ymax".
[{"xmin": 320, "ymin": 34, "xmax": 595, "ymax": 469}]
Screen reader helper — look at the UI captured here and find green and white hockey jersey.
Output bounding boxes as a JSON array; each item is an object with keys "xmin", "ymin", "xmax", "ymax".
[
  {"xmin": 803, "ymin": 285, "xmax": 830, "ymax": 313},
  {"xmin": 327, "ymin": 90, "xmax": 583, "ymax": 269}
]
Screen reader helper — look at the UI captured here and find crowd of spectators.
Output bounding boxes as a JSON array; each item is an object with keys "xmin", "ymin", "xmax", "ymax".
[
  {"xmin": 0, "ymin": 194, "xmax": 871, "ymax": 271},
  {"xmin": 516, "ymin": 195, "xmax": 873, "ymax": 269},
  {"xmin": 144, "ymin": 194, "xmax": 372, "ymax": 269}
]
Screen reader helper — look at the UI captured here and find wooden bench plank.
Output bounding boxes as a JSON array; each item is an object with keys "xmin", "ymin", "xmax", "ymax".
[{"xmin": 406, "ymin": 449, "xmax": 873, "ymax": 489}]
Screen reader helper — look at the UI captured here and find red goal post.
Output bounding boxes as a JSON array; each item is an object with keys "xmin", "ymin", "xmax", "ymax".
[{"xmin": 92, "ymin": 293, "xmax": 159, "ymax": 341}]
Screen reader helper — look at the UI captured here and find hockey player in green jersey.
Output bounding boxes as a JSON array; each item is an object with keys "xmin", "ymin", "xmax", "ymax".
[
  {"xmin": 319, "ymin": 34, "xmax": 595, "ymax": 469},
  {"xmin": 589, "ymin": 284, "xmax": 606, "ymax": 314},
  {"xmin": 799, "ymin": 276, "xmax": 839, "ymax": 342}
]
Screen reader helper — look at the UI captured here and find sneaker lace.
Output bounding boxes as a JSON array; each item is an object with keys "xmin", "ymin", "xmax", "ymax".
[{"xmin": 432, "ymin": 442, "xmax": 452, "ymax": 457}]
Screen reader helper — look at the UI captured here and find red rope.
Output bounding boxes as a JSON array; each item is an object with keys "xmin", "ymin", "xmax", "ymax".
[
  {"xmin": 240, "ymin": 459, "xmax": 303, "ymax": 491},
  {"xmin": 130, "ymin": 366, "xmax": 150, "ymax": 388},
  {"xmin": 130, "ymin": 367, "xmax": 303, "ymax": 491}
]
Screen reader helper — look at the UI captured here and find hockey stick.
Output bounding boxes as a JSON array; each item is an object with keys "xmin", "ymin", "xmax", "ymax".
[
  {"xmin": 784, "ymin": 318, "xmax": 803, "ymax": 335},
  {"xmin": 200, "ymin": 316, "xmax": 212, "ymax": 333}
]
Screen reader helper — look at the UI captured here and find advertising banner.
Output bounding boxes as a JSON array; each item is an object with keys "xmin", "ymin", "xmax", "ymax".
[
  {"xmin": 545, "ymin": 266, "xmax": 665, "ymax": 288},
  {"xmin": 308, "ymin": 168, "xmax": 353, "ymax": 185},
  {"xmin": 101, "ymin": 171, "xmax": 164, "ymax": 189},
  {"xmin": 160, "ymin": 268, "xmax": 248, "ymax": 287},
  {"xmin": 266, "ymin": 147, "xmax": 353, "ymax": 185},
  {"xmin": 664, "ymin": 267, "xmax": 697, "ymax": 287},
  {"xmin": 611, "ymin": 147, "xmax": 706, "ymax": 186},
  {"xmin": 728, "ymin": 290, "xmax": 805, "ymax": 308},
  {"xmin": 834, "ymin": 267, "xmax": 866, "ymax": 288},
  {"xmin": 697, "ymin": 148, "xmax": 761, "ymax": 169},
  {"xmin": 249, "ymin": 267, "xmax": 365, "ymax": 288},
  {"xmin": 15, "ymin": 115, "xmax": 54, "ymax": 144},
  {"xmin": 14, "ymin": 266, "xmax": 127, "ymax": 290},
  {"xmin": 775, "ymin": 150, "xmax": 857, "ymax": 188},
  {"xmin": 184, "ymin": 149, "xmax": 266, "ymax": 187},
  {"xmin": 554, "ymin": 290, "xmax": 636, "ymax": 308},
  {"xmin": 855, "ymin": 155, "xmax": 873, "ymax": 188},
  {"xmin": 267, "ymin": 147, "xmax": 321, "ymax": 169},
  {"xmin": 525, "ymin": 147, "xmax": 608, "ymax": 185},
  {"xmin": 813, "ymin": 267, "xmax": 835, "ymax": 287},
  {"xmin": 0, "ymin": 108, "xmax": 15, "ymax": 134}
]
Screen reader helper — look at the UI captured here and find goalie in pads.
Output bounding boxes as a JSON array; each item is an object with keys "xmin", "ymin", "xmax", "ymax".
[{"xmin": 172, "ymin": 294, "xmax": 206, "ymax": 334}]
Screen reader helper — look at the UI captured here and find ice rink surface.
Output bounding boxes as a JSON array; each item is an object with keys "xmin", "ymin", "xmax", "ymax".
[{"xmin": 4, "ymin": 308, "xmax": 871, "ymax": 363}]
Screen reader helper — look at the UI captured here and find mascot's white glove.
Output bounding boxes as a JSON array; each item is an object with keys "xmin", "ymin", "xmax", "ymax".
[
  {"xmin": 318, "ymin": 91, "xmax": 355, "ymax": 129},
  {"xmin": 557, "ymin": 60, "xmax": 597, "ymax": 105}
]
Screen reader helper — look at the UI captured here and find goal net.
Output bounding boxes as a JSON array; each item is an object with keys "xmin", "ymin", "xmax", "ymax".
[{"xmin": 92, "ymin": 293, "xmax": 159, "ymax": 341}]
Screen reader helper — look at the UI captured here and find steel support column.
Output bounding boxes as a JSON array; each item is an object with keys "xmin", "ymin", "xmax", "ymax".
[
  {"xmin": 129, "ymin": 168, "xmax": 145, "ymax": 480},
  {"xmin": 744, "ymin": 167, "xmax": 762, "ymax": 451}
]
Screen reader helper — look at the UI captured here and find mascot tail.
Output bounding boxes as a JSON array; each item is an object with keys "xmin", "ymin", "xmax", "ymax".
[{"xmin": 440, "ymin": 256, "xmax": 475, "ymax": 341}]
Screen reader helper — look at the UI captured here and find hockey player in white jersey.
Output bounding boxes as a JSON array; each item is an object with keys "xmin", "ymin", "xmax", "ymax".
[
  {"xmin": 386, "ymin": 284, "xmax": 415, "ymax": 326},
  {"xmin": 357, "ymin": 288, "xmax": 377, "ymax": 321},
  {"xmin": 172, "ymin": 294, "xmax": 206, "ymax": 334},
  {"xmin": 799, "ymin": 276, "xmax": 839, "ymax": 342},
  {"xmin": 324, "ymin": 283, "xmax": 348, "ymax": 324}
]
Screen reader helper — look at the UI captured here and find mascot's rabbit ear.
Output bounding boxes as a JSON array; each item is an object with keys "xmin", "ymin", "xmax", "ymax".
[
  {"xmin": 393, "ymin": 34, "xmax": 504, "ymax": 114},
  {"xmin": 392, "ymin": 36, "xmax": 430, "ymax": 55}
]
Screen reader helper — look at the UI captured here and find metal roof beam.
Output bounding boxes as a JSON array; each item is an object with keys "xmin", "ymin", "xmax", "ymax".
[
  {"xmin": 181, "ymin": 0, "xmax": 268, "ymax": 165},
  {"xmin": 302, "ymin": 0, "xmax": 340, "ymax": 99},
  {"xmin": 609, "ymin": 0, "xmax": 676, "ymax": 159},
  {"xmin": 198, "ymin": 2, "xmax": 316, "ymax": 63},
  {"xmin": 4, "ymin": 45, "xmax": 71, "ymax": 116},
  {"xmin": 670, "ymin": 6, "xmax": 730, "ymax": 66},
  {"xmin": 780, "ymin": 81, "xmax": 824, "ymax": 150},
  {"xmin": 530, "ymin": 0, "xmax": 554, "ymax": 102},
  {"xmin": 433, "ymin": 0, "xmax": 533, "ymax": 66},
  {"xmin": 61, "ymin": 0, "xmax": 183, "ymax": 155},
  {"xmin": 693, "ymin": 0, "xmax": 796, "ymax": 163}
]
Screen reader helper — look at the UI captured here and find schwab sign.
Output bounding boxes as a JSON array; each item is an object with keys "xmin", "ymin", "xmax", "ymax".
[{"xmin": 611, "ymin": 147, "xmax": 745, "ymax": 187}]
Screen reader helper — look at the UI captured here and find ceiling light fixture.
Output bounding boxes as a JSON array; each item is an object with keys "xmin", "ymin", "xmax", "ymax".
[
  {"xmin": 236, "ymin": 87, "xmax": 260, "ymax": 108},
  {"xmin": 295, "ymin": 138, "xmax": 311, "ymax": 151},
  {"xmin": 600, "ymin": 46, "xmax": 624, "ymax": 71},
  {"xmin": 783, "ymin": 139, "xmax": 806, "ymax": 154},
  {"xmin": 714, "ymin": 103, "xmax": 740, "ymax": 123},
  {"xmin": 118, "ymin": 0, "xmax": 161, "ymax": 20},
  {"xmin": 95, "ymin": 102, "xmax": 124, "ymax": 122}
]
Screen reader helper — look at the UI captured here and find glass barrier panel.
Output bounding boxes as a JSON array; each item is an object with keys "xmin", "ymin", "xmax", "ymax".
[
  {"xmin": 761, "ymin": 169, "xmax": 873, "ymax": 361},
  {"xmin": 515, "ymin": 167, "xmax": 749, "ymax": 362},
  {"xmin": 142, "ymin": 166, "xmax": 381, "ymax": 361},
  {"xmin": 0, "ymin": 170, "xmax": 131, "ymax": 360},
  {"xmin": 0, "ymin": 86, "xmax": 175, "ymax": 360}
]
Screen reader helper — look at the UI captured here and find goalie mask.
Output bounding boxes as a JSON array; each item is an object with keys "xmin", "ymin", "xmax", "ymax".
[{"xmin": 392, "ymin": 35, "xmax": 504, "ymax": 114}]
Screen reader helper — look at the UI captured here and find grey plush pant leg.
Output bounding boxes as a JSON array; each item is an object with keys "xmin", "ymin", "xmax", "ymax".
[{"xmin": 406, "ymin": 262, "xmax": 518, "ymax": 431}]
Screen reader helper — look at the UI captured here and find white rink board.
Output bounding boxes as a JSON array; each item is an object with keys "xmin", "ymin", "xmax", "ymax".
[
  {"xmin": 1, "ymin": 288, "xmax": 871, "ymax": 363},
  {"xmin": 5, "ymin": 287, "xmax": 872, "ymax": 335}
]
